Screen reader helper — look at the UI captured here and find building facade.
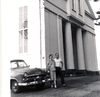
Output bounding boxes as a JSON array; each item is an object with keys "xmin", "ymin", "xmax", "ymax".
[
  {"xmin": 0, "ymin": 0, "xmax": 98, "ymax": 72},
  {"xmin": 44, "ymin": 0, "xmax": 98, "ymax": 71}
]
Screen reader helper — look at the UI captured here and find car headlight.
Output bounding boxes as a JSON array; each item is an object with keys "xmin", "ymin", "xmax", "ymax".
[{"xmin": 24, "ymin": 72, "xmax": 28, "ymax": 77}]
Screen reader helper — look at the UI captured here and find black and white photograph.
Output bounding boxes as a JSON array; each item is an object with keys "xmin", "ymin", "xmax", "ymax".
[{"xmin": 0, "ymin": 0, "xmax": 100, "ymax": 97}]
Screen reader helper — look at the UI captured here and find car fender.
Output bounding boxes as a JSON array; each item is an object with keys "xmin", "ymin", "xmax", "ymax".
[{"xmin": 11, "ymin": 74, "xmax": 24, "ymax": 84}]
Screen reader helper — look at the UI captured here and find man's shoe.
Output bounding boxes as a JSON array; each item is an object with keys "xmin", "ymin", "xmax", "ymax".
[
  {"xmin": 51, "ymin": 85, "xmax": 53, "ymax": 88},
  {"xmin": 54, "ymin": 85, "xmax": 57, "ymax": 89}
]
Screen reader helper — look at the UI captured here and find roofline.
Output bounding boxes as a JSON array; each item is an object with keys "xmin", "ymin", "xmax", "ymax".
[
  {"xmin": 85, "ymin": 0, "xmax": 96, "ymax": 20},
  {"xmin": 85, "ymin": 10, "xmax": 96, "ymax": 20}
]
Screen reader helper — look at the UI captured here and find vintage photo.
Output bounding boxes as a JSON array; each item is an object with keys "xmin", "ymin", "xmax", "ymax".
[{"xmin": 0, "ymin": 0, "xmax": 100, "ymax": 97}]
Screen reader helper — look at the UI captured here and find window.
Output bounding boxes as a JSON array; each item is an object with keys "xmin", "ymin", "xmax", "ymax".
[
  {"xmin": 19, "ymin": 6, "xmax": 28, "ymax": 53},
  {"xmin": 11, "ymin": 62, "xmax": 17, "ymax": 69},
  {"xmin": 18, "ymin": 61, "xmax": 27, "ymax": 67},
  {"xmin": 72, "ymin": 0, "xmax": 75, "ymax": 10},
  {"xmin": 78, "ymin": 0, "xmax": 81, "ymax": 14}
]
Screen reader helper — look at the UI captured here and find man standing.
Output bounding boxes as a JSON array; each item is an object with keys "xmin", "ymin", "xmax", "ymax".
[{"xmin": 54, "ymin": 53, "xmax": 65, "ymax": 87}]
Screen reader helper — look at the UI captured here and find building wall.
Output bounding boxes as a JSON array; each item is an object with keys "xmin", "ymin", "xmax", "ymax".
[
  {"xmin": 45, "ymin": 10, "xmax": 59, "ymax": 61},
  {"xmin": 19, "ymin": 0, "xmax": 41, "ymax": 68},
  {"xmin": 1, "ymin": 0, "xmax": 41, "ymax": 68},
  {"xmin": 46, "ymin": 0, "xmax": 67, "ymax": 12},
  {"xmin": 1, "ymin": 1, "xmax": 42, "ymax": 96},
  {"xmin": 84, "ymin": 0, "xmax": 95, "ymax": 29},
  {"xmin": 17, "ymin": 0, "xmax": 41, "ymax": 68},
  {"xmin": 84, "ymin": 14, "xmax": 94, "ymax": 29},
  {"xmin": 45, "ymin": 0, "xmax": 69, "ymax": 20}
]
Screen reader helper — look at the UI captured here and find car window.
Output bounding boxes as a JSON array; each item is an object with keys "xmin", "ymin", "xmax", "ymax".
[
  {"xmin": 18, "ymin": 61, "xmax": 27, "ymax": 67},
  {"xmin": 11, "ymin": 62, "xmax": 18, "ymax": 68}
]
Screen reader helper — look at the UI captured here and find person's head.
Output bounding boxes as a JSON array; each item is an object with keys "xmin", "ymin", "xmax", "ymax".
[
  {"xmin": 55, "ymin": 53, "xmax": 59, "ymax": 59},
  {"xmin": 49, "ymin": 54, "xmax": 53, "ymax": 60}
]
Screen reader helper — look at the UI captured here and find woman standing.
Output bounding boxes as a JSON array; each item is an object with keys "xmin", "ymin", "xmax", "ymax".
[{"xmin": 47, "ymin": 54, "xmax": 57, "ymax": 88}]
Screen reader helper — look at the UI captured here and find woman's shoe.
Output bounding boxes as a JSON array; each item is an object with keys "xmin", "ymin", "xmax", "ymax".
[{"xmin": 54, "ymin": 85, "xmax": 57, "ymax": 89}]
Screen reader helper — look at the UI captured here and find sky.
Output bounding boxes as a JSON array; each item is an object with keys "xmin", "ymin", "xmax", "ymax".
[{"xmin": 89, "ymin": 1, "xmax": 100, "ymax": 70}]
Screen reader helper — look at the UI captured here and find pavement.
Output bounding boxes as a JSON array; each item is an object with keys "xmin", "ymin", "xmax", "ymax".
[{"xmin": 11, "ymin": 75, "xmax": 100, "ymax": 97}]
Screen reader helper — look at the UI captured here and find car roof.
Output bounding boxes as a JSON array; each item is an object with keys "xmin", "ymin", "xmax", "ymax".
[{"xmin": 10, "ymin": 59, "xmax": 24, "ymax": 63}]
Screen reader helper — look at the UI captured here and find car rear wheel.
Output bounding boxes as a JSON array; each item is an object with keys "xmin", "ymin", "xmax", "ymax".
[
  {"xmin": 36, "ymin": 83, "xmax": 45, "ymax": 90},
  {"xmin": 11, "ymin": 81, "xmax": 20, "ymax": 93}
]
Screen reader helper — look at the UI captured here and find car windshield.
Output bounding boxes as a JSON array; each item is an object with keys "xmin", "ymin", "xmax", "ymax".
[
  {"xmin": 18, "ymin": 61, "xmax": 27, "ymax": 67},
  {"xmin": 11, "ymin": 61, "xmax": 28, "ymax": 69}
]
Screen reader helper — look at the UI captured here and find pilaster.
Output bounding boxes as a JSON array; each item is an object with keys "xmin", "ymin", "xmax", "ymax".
[{"xmin": 65, "ymin": 21, "xmax": 74, "ymax": 69}]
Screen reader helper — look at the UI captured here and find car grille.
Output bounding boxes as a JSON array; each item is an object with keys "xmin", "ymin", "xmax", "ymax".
[{"xmin": 25, "ymin": 73, "xmax": 48, "ymax": 82}]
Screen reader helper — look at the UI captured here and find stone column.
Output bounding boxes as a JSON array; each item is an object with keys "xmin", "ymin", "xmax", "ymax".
[
  {"xmin": 92, "ymin": 34, "xmax": 98, "ymax": 71},
  {"xmin": 90, "ymin": 33, "xmax": 94, "ymax": 71},
  {"xmin": 76, "ymin": 27, "xmax": 85, "ymax": 70},
  {"xmin": 65, "ymin": 21, "xmax": 74, "ymax": 69},
  {"xmin": 83, "ymin": 31, "xmax": 92, "ymax": 70},
  {"xmin": 57, "ymin": 16, "xmax": 65, "ymax": 70}
]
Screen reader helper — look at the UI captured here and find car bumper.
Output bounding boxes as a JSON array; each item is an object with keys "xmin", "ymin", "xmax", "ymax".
[{"xmin": 18, "ymin": 78, "xmax": 51, "ymax": 86}]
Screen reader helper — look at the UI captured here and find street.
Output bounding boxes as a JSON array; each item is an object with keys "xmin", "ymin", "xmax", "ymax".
[{"xmin": 11, "ymin": 76, "xmax": 100, "ymax": 97}]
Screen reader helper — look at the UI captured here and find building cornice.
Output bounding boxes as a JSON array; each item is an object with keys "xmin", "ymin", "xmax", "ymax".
[
  {"xmin": 85, "ymin": 0, "xmax": 95, "ymax": 18},
  {"xmin": 85, "ymin": 10, "xmax": 96, "ymax": 20},
  {"xmin": 68, "ymin": 14, "xmax": 85, "ymax": 26}
]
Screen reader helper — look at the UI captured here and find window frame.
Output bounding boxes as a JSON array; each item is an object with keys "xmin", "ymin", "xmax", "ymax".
[
  {"xmin": 19, "ymin": 6, "xmax": 28, "ymax": 54},
  {"xmin": 78, "ymin": 0, "xmax": 81, "ymax": 15},
  {"xmin": 72, "ymin": 0, "xmax": 76, "ymax": 12}
]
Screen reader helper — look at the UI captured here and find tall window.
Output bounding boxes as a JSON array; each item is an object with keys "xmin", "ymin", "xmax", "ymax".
[
  {"xmin": 72, "ymin": 0, "xmax": 75, "ymax": 10},
  {"xmin": 19, "ymin": 6, "xmax": 28, "ymax": 53},
  {"xmin": 78, "ymin": 0, "xmax": 81, "ymax": 14}
]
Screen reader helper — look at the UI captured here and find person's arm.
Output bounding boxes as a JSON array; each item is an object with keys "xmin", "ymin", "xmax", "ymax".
[
  {"xmin": 59, "ymin": 58, "xmax": 63, "ymax": 69},
  {"xmin": 60, "ymin": 61, "xmax": 63, "ymax": 69},
  {"xmin": 46, "ymin": 62, "xmax": 50, "ymax": 73},
  {"xmin": 46, "ymin": 61, "xmax": 50, "ymax": 69},
  {"xmin": 53, "ymin": 59, "xmax": 56, "ymax": 67}
]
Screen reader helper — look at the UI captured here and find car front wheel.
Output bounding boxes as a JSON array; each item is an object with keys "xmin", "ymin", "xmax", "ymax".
[{"xmin": 11, "ymin": 81, "xmax": 20, "ymax": 93}]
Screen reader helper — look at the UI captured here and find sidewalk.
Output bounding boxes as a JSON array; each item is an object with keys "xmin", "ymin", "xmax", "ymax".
[
  {"xmin": 55, "ymin": 76, "xmax": 100, "ymax": 97},
  {"xmin": 11, "ymin": 75, "xmax": 100, "ymax": 97}
]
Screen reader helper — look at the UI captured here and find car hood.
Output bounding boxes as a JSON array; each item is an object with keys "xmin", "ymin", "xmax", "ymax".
[{"xmin": 11, "ymin": 67, "xmax": 46, "ymax": 76}]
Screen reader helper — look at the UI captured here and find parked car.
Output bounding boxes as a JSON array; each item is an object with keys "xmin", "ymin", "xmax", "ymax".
[{"xmin": 10, "ymin": 59, "xmax": 51, "ymax": 93}]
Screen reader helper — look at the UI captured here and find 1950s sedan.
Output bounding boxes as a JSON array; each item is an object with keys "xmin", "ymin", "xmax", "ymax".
[{"xmin": 10, "ymin": 59, "xmax": 51, "ymax": 93}]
